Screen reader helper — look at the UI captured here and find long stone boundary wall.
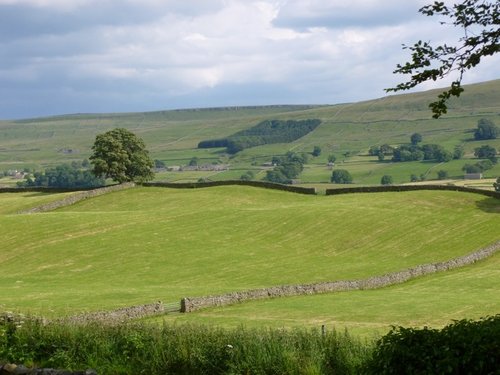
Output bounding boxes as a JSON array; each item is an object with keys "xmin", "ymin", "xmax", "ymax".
[
  {"xmin": 63, "ymin": 301, "xmax": 167, "ymax": 325},
  {"xmin": 15, "ymin": 183, "xmax": 135, "ymax": 214},
  {"xmin": 181, "ymin": 240, "xmax": 500, "ymax": 312},
  {"xmin": 142, "ymin": 180, "xmax": 317, "ymax": 195},
  {"xmin": 325, "ymin": 184, "xmax": 500, "ymax": 199}
]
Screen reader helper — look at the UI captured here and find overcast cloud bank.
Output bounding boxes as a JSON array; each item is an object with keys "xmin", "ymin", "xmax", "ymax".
[{"xmin": 0, "ymin": 0, "xmax": 498, "ymax": 119}]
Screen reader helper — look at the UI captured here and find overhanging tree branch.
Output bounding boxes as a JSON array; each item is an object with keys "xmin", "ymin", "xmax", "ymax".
[{"xmin": 386, "ymin": 0, "xmax": 499, "ymax": 118}]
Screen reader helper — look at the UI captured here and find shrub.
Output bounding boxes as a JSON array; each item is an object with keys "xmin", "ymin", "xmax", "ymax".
[
  {"xmin": 437, "ymin": 170, "xmax": 448, "ymax": 180},
  {"xmin": 474, "ymin": 145, "xmax": 498, "ymax": 164},
  {"xmin": 312, "ymin": 145, "xmax": 322, "ymax": 157},
  {"xmin": 494, "ymin": 177, "xmax": 500, "ymax": 192},
  {"xmin": 474, "ymin": 118, "xmax": 498, "ymax": 140},
  {"xmin": 380, "ymin": 175, "xmax": 393, "ymax": 185},
  {"xmin": 331, "ymin": 169, "xmax": 353, "ymax": 184},
  {"xmin": 410, "ymin": 133, "xmax": 422, "ymax": 145},
  {"xmin": 240, "ymin": 171, "xmax": 255, "ymax": 181},
  {"xmin": 363, "ymin": 315, "xmax": 500, "ymax": 375}
]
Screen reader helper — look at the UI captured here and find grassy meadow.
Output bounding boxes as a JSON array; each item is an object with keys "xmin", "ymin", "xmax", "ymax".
[
  {"xmin": 156, "ymin": 251, "xmax": 500, "ymax": 337},
  {"xmin": 0, "ymin": 80, "xmax": 499, "ymax": 344},
  {"xmin": 0, "ymin": 186, "xmax": 498, "ymax": 335}
]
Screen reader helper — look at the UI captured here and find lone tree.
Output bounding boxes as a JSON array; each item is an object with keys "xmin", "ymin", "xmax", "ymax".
[
  {"xmin": 474, "ymin": 144, "xmax": 498, "ymax": 163},
  {"xmin": 327, "ymin": 154, "xmax": 337, "ymax": 163},
  {"xmin": 437, "ymin": 170, "xmax": 449, "ymax": 180},
  {"xmin": 410, "ymin": 133, "xmax": 423, "ymax": 145},
  {"xmin": 387, "ymin": 0, "xmax": 499, "ymax": 118},
  {"xmin": 331, "ymin": 169, "xmax": 353, "ymax": 184},
  {"xmin": 381, "ymin": 175, "xmax": 393, "ymax": 185},
  {"xmin": 90, "ymin": 128, "xmax": 154, "ymax": 183},
  {"xmin": 312, "ymin": 146, "xmax": 322, "ymax": 157},
  {"xmin": 474, "ymin": 118, "xmax": 498, "ymax": 140}
]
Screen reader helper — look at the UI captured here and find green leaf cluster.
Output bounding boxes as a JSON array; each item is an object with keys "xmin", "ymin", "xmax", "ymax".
[
  {"xmin": 90, "ymin": 128, "xmax": 154, "ymax": 183},
  {"xmin": 331, "ymin": 169, "xmax": 353, "ymax": 184},
  {"xmin": 474, "ymin": 118, "xmax": 498, "ymax": 140},
  {"xmin": 387, "ymin": 0, "xmax": 499, "ymax": 118},
  {"xmin": 364, "ymin": 315, "xmax": 500, "ymax": 374},
  {"xmin": 474, "ymin": 144, "xmax": 498, "ymax": 163}
]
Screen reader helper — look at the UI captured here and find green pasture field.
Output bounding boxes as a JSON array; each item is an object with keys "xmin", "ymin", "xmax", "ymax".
[
  {"xmin": 0, "ymin": 191, "xmax": 76, "ymax": 215},
  {"xmin": 0, "ymin": 187, "xmax": 498, "ymax": 324},
  {"xmin": 0, "ymin": 176, "xmax": 20, "ymax": 187},
  {"xmin": 156, "ymin": 251, "xmax": 500, "ymax": 337}
]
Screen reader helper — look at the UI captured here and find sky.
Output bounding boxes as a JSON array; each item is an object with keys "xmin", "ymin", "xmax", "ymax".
[{"xmin": 1, "ymin": 0, "xmax": 498, "ymax": 119}]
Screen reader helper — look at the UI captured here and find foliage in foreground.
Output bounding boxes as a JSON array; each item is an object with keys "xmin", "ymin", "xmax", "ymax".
[
  {"xmin": 364, "ymin": 315, "xmax": 500, "ymax": 375},
  {"xmin": 1, "ymin": 314, "xmax": 499, "ymax": 374},
  {"xmin": 0, "ymin": 319, "xmax": 370, "ymax": 375},
  {"xmin": 387, "ymin": 0, "xmax": 500, "ymax": 118}
]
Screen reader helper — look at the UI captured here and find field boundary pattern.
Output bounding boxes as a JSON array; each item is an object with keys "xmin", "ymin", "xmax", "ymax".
[
  {"xmin": 142, "ymin": 180, "xmax": 317, "ymax": 195},
  {"xmin": 180, "ymin": 240, "xmax": 500, "ymax": 312},
  {"xmin": 325, "ymin": 184, "xmax": 500, "ymax": 199},
  {"xmin": 61, "ymin": 241, "xmax": 500, "ymax": 321}
]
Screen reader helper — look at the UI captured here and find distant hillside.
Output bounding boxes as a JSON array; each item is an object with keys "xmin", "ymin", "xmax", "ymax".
[{"xmin": 0, "ymin": 79, "xmax": 499, "ymax": 185}]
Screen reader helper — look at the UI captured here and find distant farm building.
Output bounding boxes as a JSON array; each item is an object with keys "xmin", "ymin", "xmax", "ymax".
[{"xmin": 464, "ymin": 173, "xmax": 482, "ymax": 180}]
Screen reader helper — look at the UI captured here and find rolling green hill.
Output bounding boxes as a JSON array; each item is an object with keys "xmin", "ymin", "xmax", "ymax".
[
  {"xmin": 0, "ymin": 186, "xmax": 498, "ymax": 335},
  {"xmin": 1, "ymin": 80, "xmax": 499, "ymax": 186}
]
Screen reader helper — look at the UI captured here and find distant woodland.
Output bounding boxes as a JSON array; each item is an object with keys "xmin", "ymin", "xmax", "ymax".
[{"xmin": 198, "ymin": 119, "xmax": 321, "ymax": 154}]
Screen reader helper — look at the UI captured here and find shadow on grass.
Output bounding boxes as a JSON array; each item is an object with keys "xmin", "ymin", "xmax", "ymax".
[{"xmin": 475, "ymin": 197, "xmax": 500, "ymax": 214}]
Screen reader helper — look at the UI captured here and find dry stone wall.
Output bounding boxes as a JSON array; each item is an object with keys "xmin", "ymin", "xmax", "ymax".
[
  {"xmin": 16, "ymin": 183, "xmax": 135, "ymax": 214},
  {"xmin": 181, "ymin": 240, "xmax": 500, "ymax": 312},
  {"xmin": 142, "ymin": 180, "xmax": 317, "ymax": 195},
  {"xmin": 63, "ymin": 301, "xmax": 168, "ymax": 324},
  {"xmin": 325, "ymin": 184, "xmax": 500, "ymax": 199}
]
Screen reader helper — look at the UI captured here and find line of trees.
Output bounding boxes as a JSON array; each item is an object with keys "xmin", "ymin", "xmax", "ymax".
[
  {"xmin": 17, "ymin": 162, "xmax": 105, "ymax": 188},
  {"xmin": 392, "ymin": 143, "xmax": 457, "ymax": 162}
]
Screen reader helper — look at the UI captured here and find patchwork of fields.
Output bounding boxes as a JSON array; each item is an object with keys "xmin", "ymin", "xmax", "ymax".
[
  {"xmin": 1, "ymin": 186, "xmax": 498, "ymax": 335},
  {"xmin": 1, "ymin": 80, "xmax": 499, "ymax": 185},
  {"xmin": 0, "ymin": 80, "xmax": 499, "ymax": 338}
]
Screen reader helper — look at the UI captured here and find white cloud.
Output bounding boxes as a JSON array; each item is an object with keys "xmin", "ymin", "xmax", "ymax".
[
  {"xmin": 0, "ymin": 0, "xmax": 92, "ymax": 11},
  {"xmin": 0, "ymin": 0, "xmax": 498, "ymax": 118}
]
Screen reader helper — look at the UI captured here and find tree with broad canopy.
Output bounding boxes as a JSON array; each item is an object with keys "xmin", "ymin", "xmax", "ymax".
[{"xmin": 90, "ymin": 128, "xmax": 154, "ymax": 183}]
